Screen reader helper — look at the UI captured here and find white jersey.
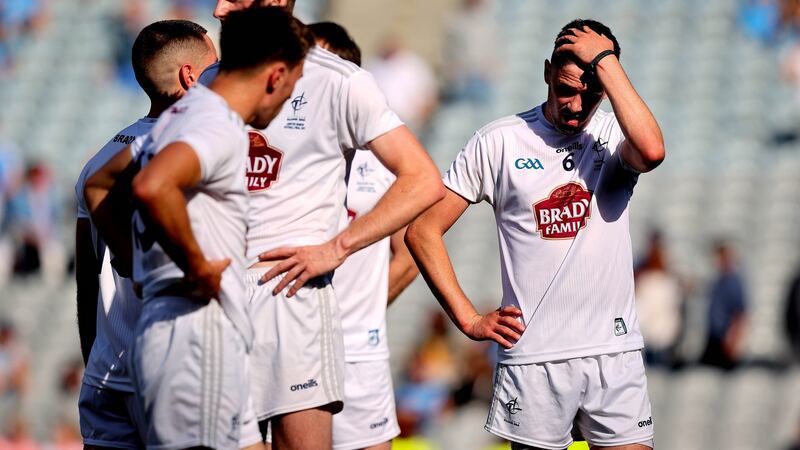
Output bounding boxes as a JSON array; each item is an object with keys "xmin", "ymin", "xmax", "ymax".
[
  {"xmin": 444, "ymin": 105, "xmax": 644, "ymax": 365},
  {"xmin": 333, "ymin": 151, "xmax": 395, "ymax": 362},
  {"xmin": 75, "ymin": 117, "xmax": 155, "ymax": 392},
  {"xmin": 131, "ymin": 85, "xmax": 253, "ymax": 348},
  {"xmin": 211, "ymin": 47, "xmax": 403, "ymax": 262}
]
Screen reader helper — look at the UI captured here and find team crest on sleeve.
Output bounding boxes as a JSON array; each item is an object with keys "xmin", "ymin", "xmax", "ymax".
[
  {"xmin": 246, "ymin": 131, "xmax": 283, "ymax": 192},
  {"xmin": 533, "ymin": 182, "xmax": 592, "ymax": 239}
]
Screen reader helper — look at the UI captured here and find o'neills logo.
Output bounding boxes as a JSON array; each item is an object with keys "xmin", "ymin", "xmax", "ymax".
[
  {"xmin": 246, "ymin": 130, "xmax": 283, "ymax": 192},
  {"xmin": 533, "ymin": 182, "xmax": 592, "ymax": 240}
]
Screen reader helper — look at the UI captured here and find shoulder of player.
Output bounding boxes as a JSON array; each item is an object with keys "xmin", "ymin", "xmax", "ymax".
[
  {"xmin": 305, "ymin": 46, "xmax": 361, "ymax": 79},
  {"xmin": 588, "ymin": 108, "xmax": 618, "ymax": 129},
  {"xmin": 78, "ymin": 121, "xmax": 145, "ymax": 182},
  {"xmin": 474, "ymin": 114, "xmax": 528, "ymax": 140}
]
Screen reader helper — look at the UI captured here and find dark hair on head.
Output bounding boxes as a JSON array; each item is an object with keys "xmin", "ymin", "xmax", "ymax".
[
  {"xmin": 132, "ymin": 19, "xmax": 209, "ymax": 99},
  {"xmin": 308, "ymin": 22, "xmax": 361, "ymax": 66},
  {"xmin": 551, "ymin": 18, "xmax": 620, "ymax": 68},
  {"xmin": 219, "ymin": 7, "xmax": 314, "ymax": 73}
]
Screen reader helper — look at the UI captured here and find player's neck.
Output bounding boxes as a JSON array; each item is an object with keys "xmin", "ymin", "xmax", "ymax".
[
  {"xmin": 208, "ymin": 73, "xmax": 259, "ymax": 124},
  {"xmin": 146, "ymin": 101, "xmax": 170, "ymax": 119}
]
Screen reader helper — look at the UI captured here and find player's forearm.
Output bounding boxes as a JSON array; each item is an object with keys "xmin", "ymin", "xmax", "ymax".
[
  {"xmin": 387, "ymin": 253, "xmax": 418, "ymax": 305},
  {"xmin": 85, "ymin": 184, "xmax": 134, "ymax": 277},
  {"xmin": 405, "ymin": 223, "xmax": 478, "ymax": 333},
  {"xmin": 133, "ymin": 184, "xmax": 207, "ymax": 277},
  {"xmin": 334, "ymin": 173, "xmax": 445, "ymax": 259},
  {"xmin": 595, "ymin": 57, "xmax": 665, "ymax": 172}
]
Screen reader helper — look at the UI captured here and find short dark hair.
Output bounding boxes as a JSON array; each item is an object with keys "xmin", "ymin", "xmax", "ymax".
[
  {"xmin": 552, "ymin": 19, "xmax": 620, "ymax": 68},
  {"xmin": 309, "ymin": 22, "xmax": 361, "ymax": 66},
  {"xmin": 132, "ymin": 20, "xmax": 209, "ymax": 100},
  {"xmin": 219, "ymin": 7, "xmax": 314, "ymax": 73}
]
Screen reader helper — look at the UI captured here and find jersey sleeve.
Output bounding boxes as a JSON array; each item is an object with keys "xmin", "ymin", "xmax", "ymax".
[
  {"xmin": 443, "ymin": 132, "xmax": 496, "ymax": 205},
  {"xmin": 340, "ymin": 70, "xmax": 404, "ymax": 150},
  {"xmin": 176, "ymin": 122, "xmax": 242, "ymax": 185},
  {"xmin": 75, "ymin": 174, "xmax": 90, "ymax": 219}
]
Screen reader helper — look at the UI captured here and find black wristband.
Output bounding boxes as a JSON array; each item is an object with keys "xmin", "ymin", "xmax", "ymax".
[{"xmin": 589, "ymin": 49, "xmax": 615, "ymax": 73}]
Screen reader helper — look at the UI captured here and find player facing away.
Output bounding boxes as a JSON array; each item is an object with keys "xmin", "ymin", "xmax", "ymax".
[
  {"xmin": 85, "ymin": 8, "xmax": 313, "ymax": 450},
  {"xmin": 308, "ymin": 21, "xmax": 419, "ymax": 450},
  {"xmin": 208, "ymin": 2, "xmax": 444, "ymax": 450},
  {"xmin": 75, "ymin": 19, "xmax": 216, "ymax": 450},
  {"xmin": 406, "ymin": 19, "xmax": 665, "ymax": 450}
]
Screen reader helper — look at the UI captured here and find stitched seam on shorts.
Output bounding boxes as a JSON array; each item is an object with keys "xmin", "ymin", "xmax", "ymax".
[
  {"xmin": 201, "ymin": 306, "xmax": 210, "ymax": 445},
  {"xmin": 486, "ymin": 364, "xmax": 505, "ymax": 427},
  {"xmin": 320, "ymin": 286, "xmax": 335, "ymax": 403},
  {"xmin": 211, "ymin": 305, "xmax": 222, "ymax": 448}
]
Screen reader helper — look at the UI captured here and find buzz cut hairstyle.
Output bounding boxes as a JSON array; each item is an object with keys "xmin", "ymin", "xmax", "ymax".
[
  {"xmin": 308, "ymin": 22, "xmax": 361, "ymax": 67},
  {"xmin": 218, "ymin": 7, "xmax": 314, "ymax": 73},
  {"xmin": 551, "ymin": 18, "xmax": 621, "ymax": 69},
  {"xmin": 132, "ymin": 19, "xmax": 209, "ymax": 100}
]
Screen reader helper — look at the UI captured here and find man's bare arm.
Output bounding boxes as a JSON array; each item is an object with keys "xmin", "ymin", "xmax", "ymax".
[
  {"xmin": 260, "ymin": 125, "xmax": 445, "ymax": 296},
  {"xmin": 131, "ymin": 142, "xmax": 229, "ymax": 298},
  {"xmin": 405, "ymin": 189, "xmax": 524, "ymax": 349},
  {"xmin": 84, "ymin": 147, "xmax": 137, "ymax": 277},
  {"xmin": 387, "ymin": 225, "xmax": 417, "ymax": 305},
  {"xmin": 557, "ymin": 27, "xmax": 665, "ymax": 172},
  {"xmin": 75, "ymin": 218, "xmax": 99, "ymax": 366}
]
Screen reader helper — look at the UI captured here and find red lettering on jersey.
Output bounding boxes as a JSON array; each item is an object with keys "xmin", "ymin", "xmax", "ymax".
[
  {"xmin": 533, "ymin": 182, "xmax": 592, "ymax": 240},
  {"xmin": 246, "ymin": 130, "xmax": 283, "ymax": 192},
  {"xmin": 346, "ymin": 208, "xmax": 357, "ymax": 222}
]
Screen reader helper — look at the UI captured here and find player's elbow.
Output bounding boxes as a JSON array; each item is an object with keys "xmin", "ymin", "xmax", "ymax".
[
  {"xmin": 405, "ymin": 218, "xmax": 433, "ymax": 255},
  {"xmin": 640, "ymin": 141, "xmax": 665, "ymax": 172},
  {"xmin": 132, "ymin": 172, "xmax": 162, "ymax": 207},
  {"xmin": 418, "ymin": 174, "xmax": 446, "ymax": 209}
]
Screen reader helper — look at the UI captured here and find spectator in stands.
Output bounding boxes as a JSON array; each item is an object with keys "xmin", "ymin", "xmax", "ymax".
[
  {"xmin": 0, "ymin": 320, "xmax": 29, "ymax": 400},
  {"xmin": 0, "ymin": 416, "xmax": 40, "ymax": 450},
  {"xmin": 108, "ymin": 0, "xmax": 148, "ymax": 90},
  {"xmin": 634, "ymin": 230, "xmax": 685, "ymax": 368},
  {"xmin": 443, "ymin": 0, "xmax": 497, "ymax": 104},
  {"xmin": 6, "ymin": 162, "xmax": 62, "ymax": 279},
  {"xmin": 365, "ymin": 37, "xmax": 438, "ymax": 135},
  {"xmin": 700, "ymin": 241, "xmax": 749, "ymax": 370},
  {"xmin": 50, "ymin": 417, "xmax": 83, "ymax": 450},
  {"xmin": 0, "ymin": 141, "xmax": 23, "ymax": 285},
  {"xmin": 784, "ymin": 267, "xmax": 800, "ymax": 363},
  {"xmin": 739, "ymin": 0, "xmax": 781, "ymax": 43},
  {"xmin": 395, "ymin": 311, "xmax": 458, "ymax": 434},
  {"xmin": 0, "ymin": 0, "xmax": 49, "ymax": 76}
]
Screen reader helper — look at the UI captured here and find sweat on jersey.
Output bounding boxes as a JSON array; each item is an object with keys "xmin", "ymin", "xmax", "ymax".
[
  {"xmin": 130, "ymin": 84, "xmax": 254, "ymax": 349},
  {"xmin": 444, "ymin": 104, "xmax": 644, "ymax": 365},
  {"xmin": 333, "ymin": 151, "xmax": 396, "ymax": 362},
  {"xmin": 75, "ymin": 118, "xmax": 155, "ymax": 392}
]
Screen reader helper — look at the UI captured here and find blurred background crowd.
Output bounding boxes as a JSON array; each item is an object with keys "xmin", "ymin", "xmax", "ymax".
[{"xmin": 0, "ymin": 0, "xmax": 800, "ymax": 449}]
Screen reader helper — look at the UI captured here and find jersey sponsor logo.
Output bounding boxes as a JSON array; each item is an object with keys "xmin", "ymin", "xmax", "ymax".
[
  {"xmin": 533, "ymin": 182, "xmax": 592, "ymax": 240},
  {"xmin": 638, "ymin": 416, "xmax": 653, "ymax": 428},
  {"xmin": 112, "ymin": 134, "xmax": 136, "ymax": 145},
  {"xmin": 368, "ymin": 329, "xmax": 380, "ymax": 346},
  {"xmin": 514, "ymin": 158, "xmax": 544, "ymax": 170},
  {"xmin": 286, "ymin": 92, "xmax": 307, "ymax": 130},
  {"xmin": 369, "ymin": 417, "xmax": 389, "ymax": 429},
  {"xmin": 169, "ymin": 105, "xmax": 188, "ymax": 114},
  {"xmin": 246, "ymin": 131, "xmax": 283, "ymax": 192},
  {"xmin": 555, "ymin": 141, "xmax": 583, "ymax": 154},
  {"xmin": 614, "ymin": 317, "xmax": 628, "ymax": 336},
  {"xmin": 354, "ymin": 161, "xmax": 378, "ymax": 193},
  {"xmin": 290, "ymin": 378, "xmax": 318, "ymax": 391}
]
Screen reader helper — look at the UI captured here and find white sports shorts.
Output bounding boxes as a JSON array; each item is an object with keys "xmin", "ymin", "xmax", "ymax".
[
  {"xmin": 78, "ymin": 383, "xmax": 144, "ymax": 449},
  {"xmin": 130, "ymin": 297, "xmax": 250, "ymax": 450},
  {"xmin": 333, "ymin": 359, "xmax": 400, "ymax": 450},
  {"xmin": 486, "ymin": 350, "xmax": 654, "ymax": 450},
  {"xmin": 246, "ymin": 268, "xmax": 344, "ymax": 421}
]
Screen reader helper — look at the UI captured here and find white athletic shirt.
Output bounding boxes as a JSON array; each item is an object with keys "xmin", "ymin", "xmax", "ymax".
[
  {"xmin": 130, "ymin": 85, "xmax": 253, "ymax": 348},
  {"xmin": 200, "ymin": 47, "xmax": 403, "ymax": 263},
  {"xmin": 444, "ymin": 104, "xmax": 644, "ymax": 365},
  {"xmin": 333, "ymin": 151, "xmax": 395, "ymax": 362},
  {"xmin": 75, "ymin": 118, "xmax": 154, "ymax": 392}
]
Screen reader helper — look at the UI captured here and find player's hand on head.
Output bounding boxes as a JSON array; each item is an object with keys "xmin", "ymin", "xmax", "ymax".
[
  {"xmin": 465, "ymin": 306, "xmax": 525, "ymax": 349},
  {"xmin": 555, "ymin": 26, "xmax": 615, "ymax": 67},
  {"xmin": 185, "ymin": 258, "xmax": 231, "ymax": 301},
  {"xmin": 258, "ymin": 241, "xmax": 346, "ymax": 298}
]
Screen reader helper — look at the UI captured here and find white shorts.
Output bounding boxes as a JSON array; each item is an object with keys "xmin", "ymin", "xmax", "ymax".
[
  {"xmin": 78, "ymin": 383, "xmax": 144, "ymax": 449},
  {"xmin": 246, "ymin": 269, "xmax": 344, "ymax": 420},
  {"xmin": 130, "ymin": 297, "xmax": 250, "ymax": 450},
  {"xmin": 486, "ymin": 350, "xmax": 654, "ymax": 450},
  {"xmin": 333, "ymin": 360, "xmax": 400, "ymax": 450}
]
